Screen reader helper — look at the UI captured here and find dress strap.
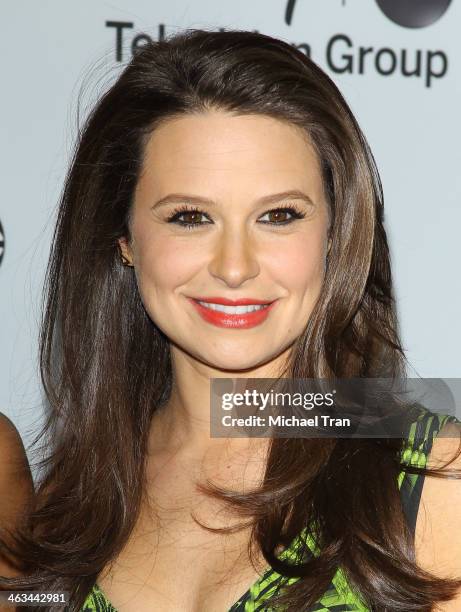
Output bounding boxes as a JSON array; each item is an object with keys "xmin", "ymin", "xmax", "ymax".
[{"xmin": 398, "ymin": 410, "xmax": 459, "ymax": 535}]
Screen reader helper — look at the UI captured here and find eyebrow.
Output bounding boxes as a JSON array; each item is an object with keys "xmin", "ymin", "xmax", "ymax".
[{"xmin": 151, "ymin": 189, "xmax": 315, "ymax": 209}]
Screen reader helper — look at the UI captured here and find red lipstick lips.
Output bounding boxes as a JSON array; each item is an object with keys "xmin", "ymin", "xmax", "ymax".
[{"xmin": 187, "ymin": 296, "xmax": 278, "ymax": 329}]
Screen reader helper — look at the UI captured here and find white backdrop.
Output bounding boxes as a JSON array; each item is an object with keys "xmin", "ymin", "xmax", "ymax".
[{"xmin": 1, "ymin": 0, "xmax": 460, "ymax": 459}]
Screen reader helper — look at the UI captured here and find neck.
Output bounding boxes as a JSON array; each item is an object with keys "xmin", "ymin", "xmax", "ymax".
[{"xmin": 147, "ymin": 344, "xmax": 290, "ymax": 459}]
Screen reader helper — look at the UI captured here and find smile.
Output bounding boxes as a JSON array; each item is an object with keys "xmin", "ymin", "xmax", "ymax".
[
  {"xmin": 187, "ymin": 297, "xmax": 278, "ymax": 329},
  {"xmin": 197, "ymin": 302, "xmax": 269, "ymax": 314}
]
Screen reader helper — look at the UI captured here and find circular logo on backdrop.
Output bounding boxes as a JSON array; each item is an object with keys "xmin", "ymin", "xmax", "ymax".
[
  {"xmin": 375, "ymin": 0, "xmax": 452, "ymax": 28},
  {"xmin": 0, "ymin": 219, "xmax": 4, "ymax": 267}
]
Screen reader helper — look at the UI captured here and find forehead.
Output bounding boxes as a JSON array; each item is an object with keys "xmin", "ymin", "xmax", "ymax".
[{"xmin": 136, "ymin": 110, "xmax": 325, "ymax": 202}]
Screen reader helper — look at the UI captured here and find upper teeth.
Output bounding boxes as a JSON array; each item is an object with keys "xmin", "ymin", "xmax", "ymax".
[{"xmin": 197, "ymin": 301, "xmax": 269, "ymax": 314}]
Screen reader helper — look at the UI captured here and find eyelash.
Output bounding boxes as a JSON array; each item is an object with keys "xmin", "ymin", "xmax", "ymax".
[{"xmin": 165, "ymin": 204, "xmax": 307, "ymax": 230}]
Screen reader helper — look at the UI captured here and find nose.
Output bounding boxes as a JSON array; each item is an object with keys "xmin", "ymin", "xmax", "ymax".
[{"xmin": 208, "ymin": 227, "xmax": 260, "ymax": 288}]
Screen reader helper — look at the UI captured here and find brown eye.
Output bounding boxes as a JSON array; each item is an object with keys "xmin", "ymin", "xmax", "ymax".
[
  {"xmin": 268, "ymin": 210, "xmax": 289, "ymax": 223},
  {"xmin": 258, "ymin": 206, "xmax": 306, "ymax": 225},
  {"xmin": 166, "ymin": 207, "xmax": 212, "ymax": 228},
  {"xmin": 181, "ymin": 211, "xmax": 203, "ymax": 224}
]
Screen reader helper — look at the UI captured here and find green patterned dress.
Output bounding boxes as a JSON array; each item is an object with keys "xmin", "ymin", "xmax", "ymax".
[{"xmin": 82, "ymin": 409, "xmax": 459, "ymax": 612}]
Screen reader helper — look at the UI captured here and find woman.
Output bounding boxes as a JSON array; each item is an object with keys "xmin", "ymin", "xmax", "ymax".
[
  {"xmin": 1, "ymin": 29, "xmax": 460, "ymax": 611},
  {"xmin": 0, "ymin": 414, "xmax": 33, "ymax": 578}
]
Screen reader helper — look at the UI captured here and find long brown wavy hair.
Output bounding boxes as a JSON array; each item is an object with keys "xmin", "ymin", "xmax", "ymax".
[{"xmin": 1, "ymin": 28, "xmax": 461, "ymax": 611}]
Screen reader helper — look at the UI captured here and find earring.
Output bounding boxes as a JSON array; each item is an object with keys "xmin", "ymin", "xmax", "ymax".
[{"xmin": 119, "ymin": 251, "xmax": 133, "ymax": 267}]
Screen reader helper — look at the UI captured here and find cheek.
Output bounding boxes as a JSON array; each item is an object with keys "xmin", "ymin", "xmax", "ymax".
[
  {"xmin": 134, "ymin": 232, "xmax": 204, "ymax": 295},
  {"xmin": 267, "ymin": 232, "xmax": 327, "ymax": 292}
]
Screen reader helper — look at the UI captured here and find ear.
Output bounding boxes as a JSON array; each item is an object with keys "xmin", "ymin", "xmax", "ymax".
[
  {"xmin": 118, "ymin": 237, "xmax": 134, "ymax": 266},
  {"xmin": 327, "ymin": 237, "xmax": 332, "ymax": 254}
]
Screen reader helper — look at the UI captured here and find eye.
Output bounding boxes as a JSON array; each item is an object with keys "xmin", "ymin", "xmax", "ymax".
[
  {"xmin": 166, "ymin": 206, "xmax": 213, "ymax": 229},
  {"xmin": 165, "ymin": 204, "xmax": 307, "ymax": 230},
  {"xmin": 258, "ymin": 206, "xmax": 306, "ymax": 225}
]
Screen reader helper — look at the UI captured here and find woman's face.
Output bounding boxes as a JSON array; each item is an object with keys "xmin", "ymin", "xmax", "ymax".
[{"xmin": 120, "ymin": 110, "xmax": 331, "ymax": 372}]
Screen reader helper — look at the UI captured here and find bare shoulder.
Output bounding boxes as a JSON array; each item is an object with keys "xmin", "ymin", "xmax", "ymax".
[
  {"xmin": 0, "ymin": 413, "xmax": 34, "ymax": 580},
  {"xmin": 415, "ymin": 420, "xmax": 461, "ymax": 611},
  {"xmin": 0, "ymin": 413, "xmax": 26, "ymax": 455},
  {"xmin": 0, "ymin": 412, "xmax": 34, "ymax": 518},
  {"xmin": 0, "ymin": 412, "xmax": 32, "ymax": 479}
]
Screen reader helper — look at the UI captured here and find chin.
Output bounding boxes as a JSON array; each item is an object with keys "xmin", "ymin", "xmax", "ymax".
[{"xmin": 199, "ymin": 348, "xmax": 283, "ymax": 374}]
